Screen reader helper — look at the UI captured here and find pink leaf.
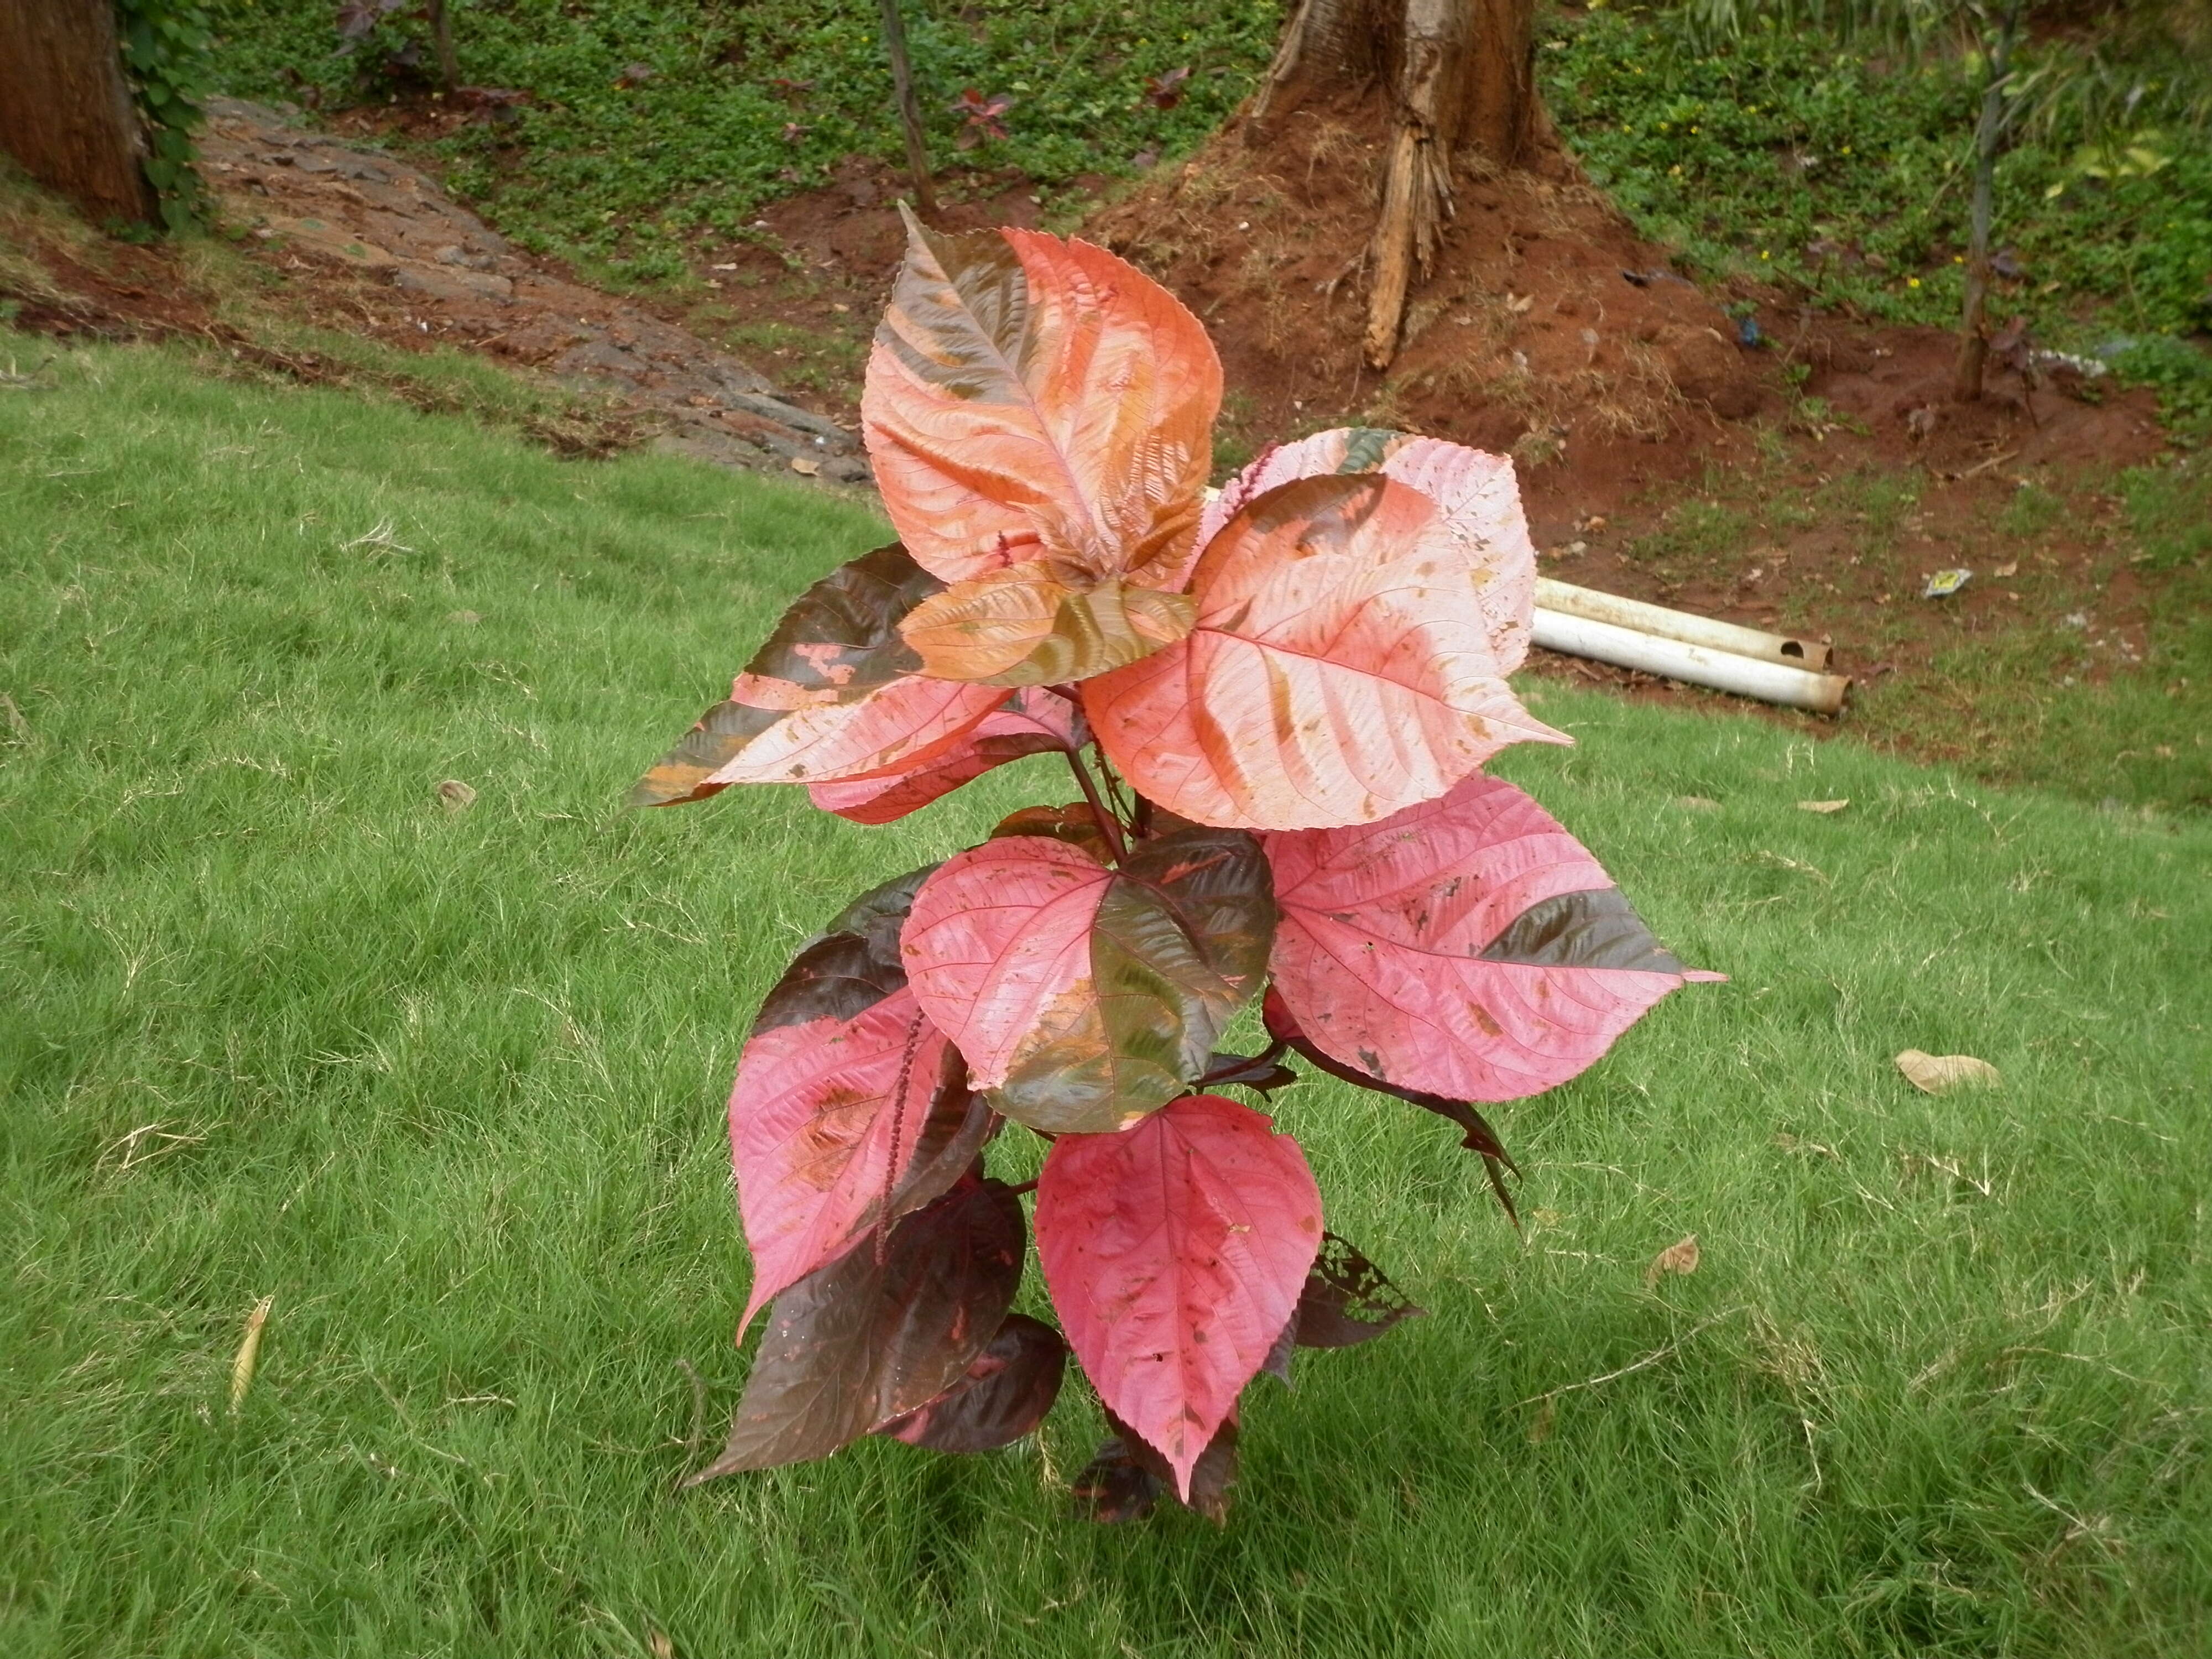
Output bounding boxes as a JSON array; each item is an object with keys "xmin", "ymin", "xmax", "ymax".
[
  {"xmin": 807, "ymin": 687, "xmax": 1084, "ymax": 824},
  {"xmin": 1202, "ymin": 428, "xmax": 1538, "ymax": 674},
  {"xmin": 730, "ymin": 870, "xmax": 998, "ymax": 1334},
  {"xmin": 709, "ymin": 675, "xmax": 1010, "ymax": 786},
  {"xmin": 901, "ymin": 830, "xmax": 1275, "ymax": 1133},
  {"xmin": 1036, "ymin": 1094, "xmax": 1322, "ymax": 1500},
  {"xmin": 1265, "ymin": 773, "xmax": 1723, "ymax": 1103},
  {"xmin": 1084, "ymin": 474, "xmax": 1567, "ymax": 831}
]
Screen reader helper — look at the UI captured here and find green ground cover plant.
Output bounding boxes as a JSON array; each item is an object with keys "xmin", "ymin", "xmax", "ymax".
[
  {"xmin": 207, "ymin": 0, "xmax": 1284, "ymax": 279},
  {"xmin": 1542, "ymin": 8, "xmax": 2212, "ymax": 345},
  {"xmin": 4, "ymin": 335, "xmax": 2209, "ymax": 1653}
]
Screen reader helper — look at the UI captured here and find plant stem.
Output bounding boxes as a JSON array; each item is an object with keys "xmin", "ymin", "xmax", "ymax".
[
  {"xmin": 1065, "ymin": 747, "xmax": 1130, "ymax": 864},
  {"xmin": 1954, "ymin": 0, "xmax": 2023, "ymax": 403},
  {"xmin": 875, "ymin": 0, "xmax": 940, "ymax": 219}
]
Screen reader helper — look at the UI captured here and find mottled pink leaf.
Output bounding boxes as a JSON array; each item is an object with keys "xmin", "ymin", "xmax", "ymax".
[
  {"xmin": 806, "ymin": 687, "xmax": 1084, "ymax": 824},
  {"xmin": 901, "ymin": 830, "xmax": 1274, "ymax": 1133},
  {"xmin": 632, "ymin": 544, "xmax": 1014, "ymax": 799},
  {"xmin": 1084, "ymin": 474, "xmax": 1567, "ymax": 832},
  {"xmin": 1265, "ymin": 773, "xmax": 1723, "ymax": 1103},
  {"xmin": 730, "ymin": 869, "xmax": 997, "ymax": 1334},
  {"xmin": 1035, "ymin": 1094, "xmax": 1322, "ymax": 1499},
  {"xmin": 1201, "ymin": 428, "xmax": 1538, "ymax": 674}
]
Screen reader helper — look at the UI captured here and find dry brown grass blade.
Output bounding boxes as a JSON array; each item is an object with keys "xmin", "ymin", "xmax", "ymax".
[{"xmin": 229, "ymin": 1296, "xmax": 274, "ymax": 1416}]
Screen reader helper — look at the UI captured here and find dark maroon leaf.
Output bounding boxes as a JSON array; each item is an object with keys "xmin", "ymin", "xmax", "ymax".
[
  {"xmin": 1074, "ymin": 1407, "xmax": 1238, "ymax": 1525},
  {"xmin": 752, "ymin": 865, "xmax": 937, "ymax": 1034},
  {"xmin": 686, "ymin": 1177, "xmax": 1025, "ymax": 1483},
  {"xmin": 1262, "ymin": 987, "xmax": 1521, "ymax": 1224},
  {"xmin": 1293, "ymin": 1232, "xmax": 1424, "ymax": 1349},
  {"xmin": 874, "ymin": 1313, "xmax": 1066, "ymax": 1453},
  {"xmin": 1144, "ymin": 66, "xmax": 1192, "ymax": 109},
  {"xmin": 1200, "ymin": 1048, "xmax": 1300, "ymax": 1092}
]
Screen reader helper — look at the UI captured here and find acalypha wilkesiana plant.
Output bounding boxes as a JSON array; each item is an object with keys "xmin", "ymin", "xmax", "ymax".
[{"xmin": 632, "ymin": 209, "xmax": 1718, "ymax": 1521}]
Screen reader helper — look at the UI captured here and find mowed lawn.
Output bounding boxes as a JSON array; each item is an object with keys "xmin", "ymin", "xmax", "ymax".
[{"xmin": 3, "ymin": 339, "xmax": 2208, "ymax": 1659}]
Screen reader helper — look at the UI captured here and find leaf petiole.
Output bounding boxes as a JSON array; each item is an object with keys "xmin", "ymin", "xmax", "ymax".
[{"xmin": 1063, "ymin": 745, "xmax": 1130, "ymax": 864}]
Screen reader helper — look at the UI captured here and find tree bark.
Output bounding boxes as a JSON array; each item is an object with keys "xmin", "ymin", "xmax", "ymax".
[
  {"xmin": 1257, "ymin": 0, "xmax": 1535, "ymax": 368},
  {"xmin": 0, "ymin": 0, "xmax": 159, "ymax": 227},
  {"xmin": 1953, "ymin": 0, "xmax": 2023, "ymax": 403},
  {"xmin": 426, "ymin": 0, "xmax": 460, "ymax": 93}
]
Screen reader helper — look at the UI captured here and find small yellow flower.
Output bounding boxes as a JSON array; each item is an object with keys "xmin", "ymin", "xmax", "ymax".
[
  {"xmin": 1760, "ymin": 250, "xmax": 1771, "ymax": 260},
  {"xmin": 1668, "ymin": 164, "xmax": 1682, "ymax": 176},
  {"xmin": 1907, "ymin": 277, "xmax": 1922, "ymax": 288},
  {"xmin": 1953, "ymin": 254, "xmax": 1964, "ymax": 263}
]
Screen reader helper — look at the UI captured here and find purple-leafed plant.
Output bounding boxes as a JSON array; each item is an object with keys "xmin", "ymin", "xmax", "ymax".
[{"xmin": 633, "ymin": 211, "xmax": 1718, "ymax": 1521}]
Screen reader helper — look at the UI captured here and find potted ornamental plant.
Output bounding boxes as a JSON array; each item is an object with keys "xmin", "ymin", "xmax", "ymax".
[{"xmin": 632, "ymin": 210, "xmax": 1715, "ymax": 1521}]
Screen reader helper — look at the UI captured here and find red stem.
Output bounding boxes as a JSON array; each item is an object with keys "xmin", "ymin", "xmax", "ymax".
[{"xmin": 1064, "ymin": 747, "xmax": 1130, "ymax": 864}]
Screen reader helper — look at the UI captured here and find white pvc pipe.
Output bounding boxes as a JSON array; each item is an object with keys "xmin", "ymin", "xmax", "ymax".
[
  {"xmin": 1536, "ymin": 578, "xmax": 1832, "ymax": 671},
  {"xmin": 1532, "ymin": 608, "xmax": 1851, "ymax": 714}
]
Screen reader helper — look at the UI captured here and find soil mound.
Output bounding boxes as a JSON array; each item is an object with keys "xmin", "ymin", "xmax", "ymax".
[{"xmin": 1087, "ymin": 90, "xmax": 1770, "ymax": 479}]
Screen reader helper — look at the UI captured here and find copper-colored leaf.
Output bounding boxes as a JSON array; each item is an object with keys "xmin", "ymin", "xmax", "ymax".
[
  {"xmin": 1265, "ymin": 773, "xmax": 1721, "ymax": 1103},
  {"xmin": 729, "ymin": 868, "xmax": 998, "ymax": 1333},
  {"xmin": 1202, "ymin": 427, "xmax": 1538, "ymax": 674},
  {"xmin": 1894, "ymin": 1050, "xmax": 2002, "ymax": 1093},
  {"xmin": 1643, "ymin": 1234, "xmax": 1700, "ymax": 1288},
  {"xmin": 989, "ymin": 800, "xmax": 1118, "ymax": 865},
  {"xmin": 901, "ymin": 828, "xmax": 1275, "ymax": 1133},
  {"xmin": 863, "ymin": 213, "xmax": 1220, "ymax": 588},
  {"xmin": 1035, "ymin": 1094, "xmax": 1320, "ymax": 1499},
  {"xmin": 806, "ymin": 687, "xmax": 1082, "ymax": 825},
  {"xmin": 873, "ymin": 1312, "xmax": 1066, "ymax": 1453},
  {"xmin": 686, "ymin": 1176, "xmax": 1024, "ymax": 1482},
  {"xmin": 630, "ymin": 544, "xmax": 1011, "ymax": 801},
  {"xmin": 1085, "ymin": 474, "xmax": 1568, "ymax": 831},
  {"xmin": 899, "ymin": 563, "xmax": 1194, "ymax": 685}
]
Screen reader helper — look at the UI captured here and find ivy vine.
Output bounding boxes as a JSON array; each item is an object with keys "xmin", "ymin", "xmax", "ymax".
[{"xmin": 115, "ymin": 0, "xmax": 214, "ymax": 233}]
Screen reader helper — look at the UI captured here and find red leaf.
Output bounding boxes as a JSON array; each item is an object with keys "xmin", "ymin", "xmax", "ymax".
[
  {"xmin": 806, "ymin": 687, "xmax": 1083, "ymax": 824},
  {"xmin": 1265, "ymin": 773, "xmax": 1722, "ymax": 1103},
  {"xmin": 1084, "ymin": 474, "xmax": 1566, "ymax": 831},
  {"xmin": 1036, "ymin": 1094, "xmax": 1321, "ymax": 1500},
  {"xmin": 873, "ymin": 1312, "xmax": 1066, "ymax": 1453},
  {"xmin": 1202, "ymin": 427, "xmax": 1538, "ymax": 674},
  {"xmin": 730, "ymin": 870, "xmax": 997, "ymax": 1333},
  {"xmin": 901, "ymin": 830, "xmax": 1275, "ymax": 1133},
  {"xmin": 686, "ymin": 1177, "xmax": 1025, "ymax": 1481},
  {"xmin": 863, "ymin": 215, "xmax": 1220, "ymax": 591}
]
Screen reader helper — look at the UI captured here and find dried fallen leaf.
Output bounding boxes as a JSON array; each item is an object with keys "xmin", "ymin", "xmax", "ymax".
[
  {"xmin": 446, "ymin": 609, "xmax": 482, "ymax": 625},
  {"xmin": 436, "ymin": 779, "xmax": 477, "ymax": 811},
  {"xmin": 648, "ymin": 1631, "xmax": 675, "ymax": 1659},
  {"xmin": 1797, "ymin": 799, "xmax": 1850, "ymax": 813},
  {"xmin": 1644, "ymin": 1234, "xmax": 1700, "ymax": 1288},
  {"xmin": 1894, "ymin": 1049, "xmax": 2001, "ymax": 1093},
  {"xmin": 1992, "ymin": 560, "xmax": 2018, "ymax": 578},
  {"xmin": 1526, "ymin": 1396, "xmax": 1557, "ymax": 1443},
  {"xmin": 1676, "ymin": 795, "xmax": 1722, "ymax": 812},
  {"xmin": 789, "ymin": 456, "xmax": 821, "ymax": 477},
  {"xmin": 229, "ymin": 1295, "xmax": 273, "ymax": 1415}
]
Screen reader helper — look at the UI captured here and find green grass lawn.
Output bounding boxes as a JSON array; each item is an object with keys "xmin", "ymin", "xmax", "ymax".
[{"xmin": 4, "ymin": 339, "xmax": 2209, "ymax": 1657}]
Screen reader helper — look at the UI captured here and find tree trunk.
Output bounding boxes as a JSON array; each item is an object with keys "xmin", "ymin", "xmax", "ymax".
[
  {"xmin": 426, "ymin": 0, "xmax": 460, "ymax": 93},
  {"xmin": 0, "ymin": 0, "xmax": 159, "ymax": 227},
  {"xmin": 1954, "ymin": 0, "xmax": 2023, "ymax": 403},
  {"xmin": 1256, "ymin": 0, "xmax": 1535, "ymax": 368}
]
